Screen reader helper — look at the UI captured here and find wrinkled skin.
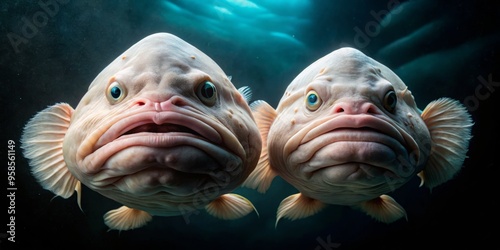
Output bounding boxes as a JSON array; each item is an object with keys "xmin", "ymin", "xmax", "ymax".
[
  {"xmin": 267, "ymin": 48, "xmax": 431, "ymax": 205},
  {"xmin": 62, "ymin": 33, "xmax": 261, "ymax": 215}
]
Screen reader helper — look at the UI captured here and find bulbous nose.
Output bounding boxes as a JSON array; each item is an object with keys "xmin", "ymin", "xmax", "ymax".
[
  {"xmin": 156, "ymin": 96, "xmax": 189, "ymax": 111},
  {"xmin": 331, "ymin": 100, "xmax": 381, "ymax": 115},
  {"xmin": 132, "ymin": 95, "xmax": 189, "ymax": 111}
]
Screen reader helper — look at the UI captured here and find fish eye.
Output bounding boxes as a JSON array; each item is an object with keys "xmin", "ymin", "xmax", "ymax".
[
  {"xmin": 106, "ymin": 81, "xmax": 127, "ymax": 104},
  {"xmin": 196, "ymin": 80, "xmax": 217, "ymax": 106},
  {"xmin": 383, "ymin": 90, "xmax": 397, "ymax": 113},
  {"xmin": 305, "ymin": 90, "xmax": 322, "ymax": 111}
]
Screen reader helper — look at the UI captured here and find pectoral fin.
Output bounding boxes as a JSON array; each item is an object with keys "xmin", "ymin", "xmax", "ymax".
[
  {"xmin": 358, "ymin": 194, "xmax": 407, "ymax": 223},
  {"xmin": 104, "ymin": 206, "xmax": 152, "ymax": 231},
  {"xmin": 205, "ymin": 193, "xmax": 258, "ymax": 219},
  {"xmin": 242, "ymin": 100, "xmax": 278, "ymax": 193},
  {"xmin": 276, "ymin": 193, "xmax": 325, "ymax": 228},
  {"xmin": 420, "ymin": 98, "xmax": 473, "ymax": 189},
  {"xmin": 20, "ymin": 103, "xmax": 80, "ymax": 200}
]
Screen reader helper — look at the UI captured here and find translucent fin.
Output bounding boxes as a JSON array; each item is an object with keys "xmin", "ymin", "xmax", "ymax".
[
  {"xmin": 420, "ymin": 98, "xmax": 473, "ymax": 189},
  {"xmin": 242, "ymin": 100, "xmax": 278, "ymax": 193},
  {"xmin": 242, "ymin": 158, "xmax": 277, "ymax": 193},
  {"xmin": 227, "ymin": 75, "xmax": 232, "ymax": 81},
  {"xmin": 75, "ymin": 181, "xmax": 83, "ymax": 212},
  {"xmin": 20, "ymin": 103, "xmax": 79, "ymax": 198},
  {"xmin": 104, "ymin": 206, "xmax": 152, "ymax": 231},
  {"xmin": 205, "ymin": 193, "xmax": 258, "ymax": 220},
  {"xmin": 276, "ymin": 193, "xmax": 325, "ymax": 228},
  {"xmin": 358, "ymin": 195, "xmax": 407, "ymax": 223},
  {"xmin": 237, "ymin": 86, "xmax": 252, "ymax": 103},
  {"xmin": 417, "ymin": 171, "xmax": 425, "ymax": 187}
]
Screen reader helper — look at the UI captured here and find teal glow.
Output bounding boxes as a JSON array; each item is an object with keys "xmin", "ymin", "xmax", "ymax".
[{"xmin": 160, "ymin": 0, "xmax": 312, "ymax": 49}]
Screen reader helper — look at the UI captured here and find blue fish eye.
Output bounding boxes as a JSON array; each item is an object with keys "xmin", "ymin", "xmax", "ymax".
[
  {"xmin": 201, "ymin": 81, "xmax": 215, "ymax": 99},
  {"xmin": 110, "ymin": 86, "xmax": 122, "ymax": 99},
  {"xmin": 106, "ymin": 81, "xmax": 127, "ymax": 104},
  {"xmin": 305, "ymin": 90, "xmax": 321, "ymax": 111},
  {"xmin": 383, "ymin": 90, "xmax": 397, "ymax": 113},
  {"xmin": 308, "ymin": 93, "xmax": 318, "ymax": 104},
  {"xmin": 197, "ymin": 80, "xmax": 217, "ymax": 106}
]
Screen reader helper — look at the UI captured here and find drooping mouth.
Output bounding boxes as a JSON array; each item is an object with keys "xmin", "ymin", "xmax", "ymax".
[
  {"xmin": 94, "ymin": 111, "xmax": 222, "ymax": 151},
  {"xmin": 75, "ymin": 110, "xmax": 238, "ymax": 177},
  {"xmin": 288, "ymin": 114, "xmax": 419, "ymax": 179},
  {"xmin": 122, "ymin": 123, "xmax": 199, "ymax": 136},
  {"xmin": 301, "ymin": 114, "xmax": 409, "ymax": 147}
]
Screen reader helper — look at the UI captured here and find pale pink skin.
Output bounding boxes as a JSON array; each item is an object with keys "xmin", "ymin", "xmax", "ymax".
[
  {"xmin": 61, "ymin": 33, "xmax": 261, "ymax": 215},
  {"xmin": 267, "ymin": 48, "xmax": 431, "ymax": 205}
]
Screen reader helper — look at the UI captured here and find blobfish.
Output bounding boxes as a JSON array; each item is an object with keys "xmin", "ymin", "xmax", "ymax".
[
  {"xmin": 244, "ymin": 47, "xmax": 473, "ymax": 225},
  {"xmin": 21, "ymin": 33, "xmax": 262, "ymax": 231}
]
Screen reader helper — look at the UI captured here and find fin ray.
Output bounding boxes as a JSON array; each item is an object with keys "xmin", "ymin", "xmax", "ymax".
[
  {"xmin": 358, "ymin": 194, "xmax": 406, "ymax": 223},
  {"xmin": 20, "ymin": 103, "xmax": 79, "ymax": 198},
  {"xmin": 205, "ymin": 193, "xmax": 258, "ymax": 219},
  {"xmin": 237, "ymin": 86, "xmax": 252, "ymax": 103},
  {"xmin": 75, "ymin": 181, "xmax": 82, "ymax": 211},
  {"xmin": 104, "ymin": 206, "xmax": 152, "ymax": 231},
  {"xmin": 276, "ymin": 193, "xmax": 325, "ymax": 227},
  {"xmin": 242, "ymin": 100, "xmax": 278, "ymax": 193},
  {"xmin": 205, "ymin": 193, "xmax": 259, "ymax": 220},
  {"xmin": 420, "ymin": 98, "xmax": 473, "ymax": 189}
]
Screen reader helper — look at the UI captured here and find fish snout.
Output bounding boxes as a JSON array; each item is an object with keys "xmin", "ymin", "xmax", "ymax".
[
  {"xmin": 331, "ymin": 100, "xmax": 382, "ymax": 115},
  {"xmin": 132, "ymin": 95, "xmax": 190, "ymax": 112}
]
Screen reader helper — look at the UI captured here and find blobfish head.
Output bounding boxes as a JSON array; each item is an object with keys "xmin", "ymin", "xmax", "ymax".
[
  {"xmin": 269, "ymin": 47, "xmax": 431, "ymax": 204},
  {"xmin": 62, "ymin": 33, "xmax": 261, "ymax": 213}
]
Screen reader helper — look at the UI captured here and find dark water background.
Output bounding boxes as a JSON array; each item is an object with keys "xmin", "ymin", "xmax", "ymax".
[{"xmin": 1, "ymin": 0, "xmax": 500, "ymax": 249}]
